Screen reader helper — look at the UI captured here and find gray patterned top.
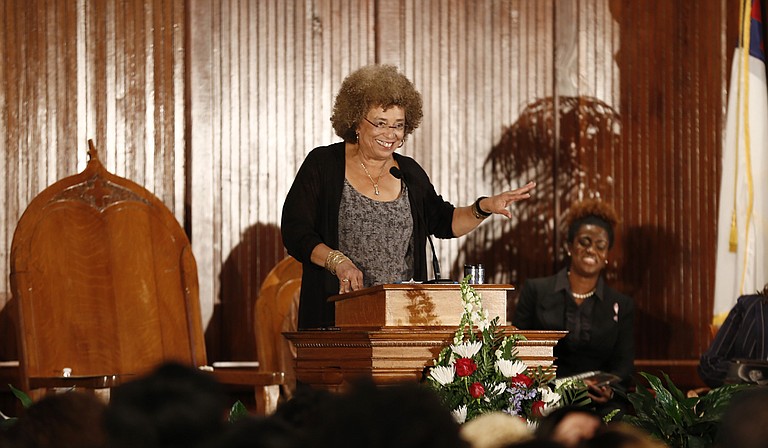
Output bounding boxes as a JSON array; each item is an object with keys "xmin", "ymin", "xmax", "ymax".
[{"xmin": 338, "ymin": 179, "xmax": 414, "ymax": 287}]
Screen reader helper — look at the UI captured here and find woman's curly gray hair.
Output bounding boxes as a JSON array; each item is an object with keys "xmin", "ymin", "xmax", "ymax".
[{"xmin": 331, "ymin": 64, "xmax": 423, "ymax": 143}]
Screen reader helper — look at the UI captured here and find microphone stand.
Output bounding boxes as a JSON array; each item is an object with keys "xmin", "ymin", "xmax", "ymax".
[{"xmin": 424, "ymin": 235, "xmax": 457, "ymax": 284}]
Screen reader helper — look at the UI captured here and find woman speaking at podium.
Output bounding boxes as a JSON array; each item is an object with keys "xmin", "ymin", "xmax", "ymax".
[{"xmin": 282, "ymin": 64, "xmax": 535, "ymax": 329}]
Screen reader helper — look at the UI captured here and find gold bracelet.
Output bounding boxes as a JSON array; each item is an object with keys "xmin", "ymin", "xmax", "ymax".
[{"xmin": 324, "ymin": 250, "xmax": 351, "ymax": 275}]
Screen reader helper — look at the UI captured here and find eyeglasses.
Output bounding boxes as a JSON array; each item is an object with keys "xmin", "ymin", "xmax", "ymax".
[{"xmin": 362, "ymin": 116, "xmax": 406, "ymax": 134}]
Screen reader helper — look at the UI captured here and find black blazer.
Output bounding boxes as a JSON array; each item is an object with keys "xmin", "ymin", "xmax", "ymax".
[
  {"xmin": 512, "ymin": 268, "xmax": 635, "ymax": 386},
  {"xmin": 698, "ymin": 294, "xmax": 768, "ymax": 388}
]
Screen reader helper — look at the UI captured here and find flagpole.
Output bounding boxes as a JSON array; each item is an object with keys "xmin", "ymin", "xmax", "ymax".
[{"xmin": 738, "ymin": 0, "xmax": 756, "ymax": 296}]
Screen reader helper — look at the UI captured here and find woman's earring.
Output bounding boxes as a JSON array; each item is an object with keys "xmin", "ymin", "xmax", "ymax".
[
  {"xmin": 605, "ymin": 259, "xmax": 609, "ymax": 265},
  {"xmin": 398, "ymin": 136, "xmax": 406, "ymax": 148}
]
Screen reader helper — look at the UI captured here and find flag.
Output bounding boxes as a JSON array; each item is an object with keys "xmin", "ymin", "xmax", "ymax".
[{"xmin": 713, "ymin": 0, "xmax": 768, "ymax": 326}]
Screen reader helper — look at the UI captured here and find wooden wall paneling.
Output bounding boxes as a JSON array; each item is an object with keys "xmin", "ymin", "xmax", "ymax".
[
  {"xmin": 611, "ymin": 0, "xmax": 728, "ymax": 361},
  {"xmin": 110, "ymin": 0, "xmax": 124, "ymax": 176},
  {"xmin": 674, "ymin": 0, "xmax": 691, "ymax": 357},
  {"xmin": 222, "ymin": 0, "xmax": 237, "ymax": 359},
  {"xmin": 80, "ymin": 0, "xmax": 184, "ymax": 214},
  {"xmin": 188, "ymin": 0, "xmax": 218, "ymax": 355},
  {"xmin": 240, "ymin": 1, "xmax": 255, "ymax": 309},
  {"xmin": 467, "ymin": 0, "xmax": 488, "ymax": 262},
  {"xmin": 0, "ymin": 1, "xmax": 19, "ymax": 359},
  {"xmin": 0, "ymin": 2, "xmax": 5, "ymax": 329},
  {"xmin": 662, "ymin": 0, "xmax": 679, "ymax": 357}
]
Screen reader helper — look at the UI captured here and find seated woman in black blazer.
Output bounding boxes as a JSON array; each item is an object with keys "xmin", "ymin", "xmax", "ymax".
[{"xmin": 512, "ymin": 199, "xmax": 634, "ymax": 418}]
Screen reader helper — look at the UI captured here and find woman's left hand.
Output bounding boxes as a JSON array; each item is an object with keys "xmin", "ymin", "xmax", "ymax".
[{"xmin": 484, "ymin": 181, "xmax": 536, "ymax": 218}]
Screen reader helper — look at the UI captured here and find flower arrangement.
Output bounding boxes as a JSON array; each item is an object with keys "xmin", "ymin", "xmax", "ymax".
[{"xmin": 426, "ymin": 277, "xmax": 589, "ymax": 424}]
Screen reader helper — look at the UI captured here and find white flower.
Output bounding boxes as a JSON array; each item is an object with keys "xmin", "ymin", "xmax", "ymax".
[
  {"xmin": 451, "ymin": 341, "xmax": 482, "ymax": 358},
  {"xmin": 490, "ymin": 382, "xmax": 507, "ymax": 396},
  {"xmin": 429, "ymin": 365, "xmax": 456, "ymax": 386},
  {"xmin": 496, "ymin": 359, "xmax": 527, "ymax": 378},
  {"xmin": 538, "ymin": 387, "xmax": 561, "ymax": 404},
  {"xmin": 452, "ymin": 405, "xmax": 467, "ymax": 424},
  {"xmin": 537, "ymin": 387, "xmax": 563, "ymax": 417}
]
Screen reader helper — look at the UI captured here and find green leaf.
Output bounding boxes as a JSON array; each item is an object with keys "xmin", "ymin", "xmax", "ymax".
[
  {"xmin": 602, "ymin": 408, "xmax": 620, "ymax": 423},
  {"xmin": 9, "ymin": 384, "xmax": 33, "ymax": 409},
  {"xmin": 555, "ymin": 380, "xmax": 590, "ymax": 408},
  {"xmin": 228, "ymin": 400, "xmax": 249, "ymax": 423},
  {"xmin": 661, "ymin": 372, "xmax": 687, "ymax": 402}
]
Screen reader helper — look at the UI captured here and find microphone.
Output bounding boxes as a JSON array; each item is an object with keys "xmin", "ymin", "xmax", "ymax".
[{"xmin": 390, "ymin": 167, "xmax": 455, "ymax": 284}]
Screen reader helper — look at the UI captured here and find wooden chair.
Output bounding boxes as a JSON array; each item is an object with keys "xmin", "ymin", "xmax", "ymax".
[
  {"xmin": 9, "ymin": 140, "xmax": 282, "ymax": 413},
  {"xmin": 255, "ymin": 256, "xmax": 302, "ymax": 399}
]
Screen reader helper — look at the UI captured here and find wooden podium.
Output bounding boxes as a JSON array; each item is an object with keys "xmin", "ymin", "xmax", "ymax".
[{"xmin": 284, "ymin": 283, "xmax": 566, "ymax": 391}]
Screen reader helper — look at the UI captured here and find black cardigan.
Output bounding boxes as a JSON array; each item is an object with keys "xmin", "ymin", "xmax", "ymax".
[{"xmin": 281, "ymin": 142, "xmax": 456, "ymax": 328}]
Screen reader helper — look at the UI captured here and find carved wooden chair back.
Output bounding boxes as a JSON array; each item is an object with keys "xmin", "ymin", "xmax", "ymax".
[
  {"xmin": 255, "ymin": 256, "xmax": 301, "ymax": 396},
  {"xmin": 10, "ymin": 141, "xmax": 207, "ymax": 392}
]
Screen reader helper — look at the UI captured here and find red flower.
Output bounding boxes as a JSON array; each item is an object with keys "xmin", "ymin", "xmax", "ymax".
[
  {"xmin": 470, "ymin": 382, "xmax": 485, "ymax": 398},
  {"xmin": 510, "ymin": 373, "xmax": 533, "ymax": 388},
  {"xmin": 531, "ymin": 400, "xmax": 546, "ymax": 418},
  {"xmin": 455, "ymin": 357, "xmax": 477, "ymax": 377}
]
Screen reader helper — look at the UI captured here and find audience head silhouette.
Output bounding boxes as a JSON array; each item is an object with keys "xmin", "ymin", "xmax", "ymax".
[
  {"xmin": 0, "ymin": 391, "xmax": 107, "ymax": 448},
  {"xmin": 103, "ymin": 362, "xmax": 228, "ymax": 448},
  {"xmin": 309, "ymin": 380, "xmax": 468, "ymax": 448},
  {"xmin": 534, "ymin": 405, "xmax": 603, "ymax": 448},
  {"xmin": 209, "ymin": 415, "xmax": 304, "ymax": 448},
  {"xmin": 459, "ymin": 411, "xmax": 533, "ymax": 448},
  {"xmin": 271, "ymin": 385, "xmax": 334, "ymax": 436},
  {"xmin": 714, "ymin": 386, "xmax": 768, "ymax": 448}
]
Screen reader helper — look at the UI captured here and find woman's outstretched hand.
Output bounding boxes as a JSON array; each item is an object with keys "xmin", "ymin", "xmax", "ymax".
[{"xmin": 485, "ymin": 181, "xmax": 536, "ymax": 218}]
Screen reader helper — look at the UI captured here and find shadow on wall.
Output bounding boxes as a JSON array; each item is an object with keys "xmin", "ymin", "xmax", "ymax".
[
  {"xmin": 618, "ymin": 224, "xmax": 688, "ymax": 359},
  {"xmin": 451, "ymin": 96, "xmax": 621, "ymax": 296},
  {"xmin": 0, "ymin": 292, "xmax": 17, "ymax": 360},
  {"xmin": 206, "ymin": 223, "xmax": 286, "ymax": 362}
]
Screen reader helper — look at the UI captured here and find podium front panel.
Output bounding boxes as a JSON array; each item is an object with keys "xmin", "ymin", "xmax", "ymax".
[
  {"xmin": 284, "ymin": 327, "xmax": 566, "ymax": 391},
  {"xmin": 330, "ymin": 283, "xmax": 512, "ymax": 328}
]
